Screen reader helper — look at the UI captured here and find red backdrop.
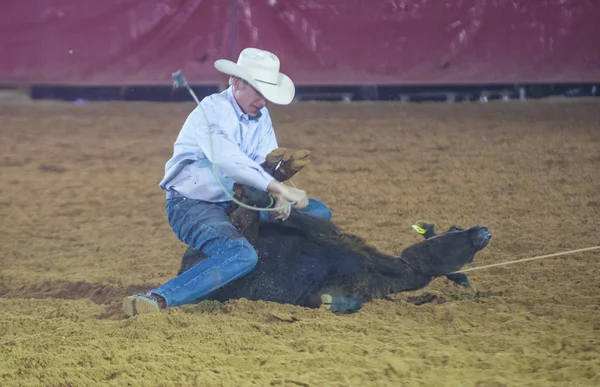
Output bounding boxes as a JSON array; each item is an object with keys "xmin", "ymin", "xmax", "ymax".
[{"xmin": 1, "ymin": 0, "xmax": 599, "ymax": 86}]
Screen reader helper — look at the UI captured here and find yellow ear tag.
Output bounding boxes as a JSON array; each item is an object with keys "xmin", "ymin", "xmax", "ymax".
[{"xmin": 412, "ymin": 224, "xmax": 427, "ymax": 235}]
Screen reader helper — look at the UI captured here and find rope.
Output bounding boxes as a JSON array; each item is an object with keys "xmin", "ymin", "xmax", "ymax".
[{"xmin": 451, "ymin": 245, "xmax": 600, "ymax": 274}]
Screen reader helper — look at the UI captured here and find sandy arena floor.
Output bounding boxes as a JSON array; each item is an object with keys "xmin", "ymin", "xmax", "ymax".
[{"xmin": 1, "ymin": 97, "xmax": 599, "ymax": 386}]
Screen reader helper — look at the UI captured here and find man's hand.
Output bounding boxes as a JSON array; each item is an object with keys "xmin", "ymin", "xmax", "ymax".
[
  {"xmin": 267, "ymin": 180, "xmax": 309, "ymax": 209},
  {"xmin": 271, "ymin": 194, "xmax": 292, "ymax": 221}
]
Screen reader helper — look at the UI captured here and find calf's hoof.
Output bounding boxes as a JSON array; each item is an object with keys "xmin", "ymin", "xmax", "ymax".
[
  {"xmin": 446, "ymin": 273, "xmax": 472, "ymax": 288},
  {"xmin": 319, "ymin": 293, "xmax": 364, "ymax": 314}
]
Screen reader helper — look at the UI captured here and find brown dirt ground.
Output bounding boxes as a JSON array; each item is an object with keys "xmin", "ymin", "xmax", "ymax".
[{"xmin": 1, "ymin": 97, "xmax": 599, "ymax": 386}]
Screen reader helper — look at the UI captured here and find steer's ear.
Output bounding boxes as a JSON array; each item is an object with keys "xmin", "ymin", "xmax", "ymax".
[{"xmin": 411, "ymin": 220, "xmax": 436, "ymax": 239}]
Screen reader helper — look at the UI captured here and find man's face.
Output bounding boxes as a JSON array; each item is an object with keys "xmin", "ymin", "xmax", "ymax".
[{"xmin": 233, "ymin": 78, "xmax": 268, "ymax": 117}]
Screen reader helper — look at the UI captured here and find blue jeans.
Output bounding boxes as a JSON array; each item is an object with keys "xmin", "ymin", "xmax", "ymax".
[{"xmin": 150, "ymin": 197, "xmax": 332, "ymax": 307}]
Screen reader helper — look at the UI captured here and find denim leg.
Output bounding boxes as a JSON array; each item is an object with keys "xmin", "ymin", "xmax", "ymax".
[
  {"xmin": 150, "ymin": 197, "xmax": 258, "ymax": 307},
  {"xmin": 259, "ymin": 198, "xmax": 332, "ymax": 221},
  {"xmin": 300, "ymin": 198, "xmax": 332, "ymax": 220}
]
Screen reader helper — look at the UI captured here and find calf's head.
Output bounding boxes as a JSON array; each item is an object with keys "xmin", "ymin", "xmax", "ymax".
[
  {"xmin": 401, "ymin": 225, "xmax": 492, "ymax": 278},
  {"xmin": 436, "ymin": 225, "xmax": 491, "ymax": 275},
  {"xmin": 465, "ymin": 226, "xmax": 492, "ymax": 258}
]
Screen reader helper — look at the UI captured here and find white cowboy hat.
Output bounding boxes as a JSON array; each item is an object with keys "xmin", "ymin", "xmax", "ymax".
[{"xmin": 214, "ymin": 47, "xmax": 295, "ymax": 105}]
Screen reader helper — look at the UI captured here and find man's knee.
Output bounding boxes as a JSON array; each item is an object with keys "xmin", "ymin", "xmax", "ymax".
[
  {"xmin": 189, "ymin": 226, "xmax": 259, "ymax": 276},
  {"xmin": 234, "ymin": 238, "xmax": 259, "ymax": 273}
]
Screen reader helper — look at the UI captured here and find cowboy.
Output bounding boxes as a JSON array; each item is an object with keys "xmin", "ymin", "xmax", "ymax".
[{"xmin": 123, "ymin": 48, "xmax": 332, "ymax": 316}]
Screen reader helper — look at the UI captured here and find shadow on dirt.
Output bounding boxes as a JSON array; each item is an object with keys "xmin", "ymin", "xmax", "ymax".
[
  {"xmin": 400, "ymin": 290, "xmax": 505, "ymax": 306},
  {"xmin": 0, "ymin": 279, "xmax": 505, "ymax": 319},
  {"xmin": 0, "ymin": 280, "xmax": 155, "ymax": 319}
]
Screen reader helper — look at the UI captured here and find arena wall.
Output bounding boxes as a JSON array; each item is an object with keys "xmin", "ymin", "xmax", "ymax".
[{"xmin": 1, "ymin": 0, "xmax": 599, "ymax": 87}]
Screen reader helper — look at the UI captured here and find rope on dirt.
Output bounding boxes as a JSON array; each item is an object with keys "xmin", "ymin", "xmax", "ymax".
[
  {"xmin": 172, "ymin": 70, "xmax": 289, "ymax": 213},
  {"xmin": 452, "ymin": 245, "xmax": 600, "ymax": 274}
]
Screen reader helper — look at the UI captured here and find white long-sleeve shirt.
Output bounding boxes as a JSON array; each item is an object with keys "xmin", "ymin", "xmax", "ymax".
[{"xmin": 159, "ymin": 86, "xmax": 278, "ymax": 202}]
